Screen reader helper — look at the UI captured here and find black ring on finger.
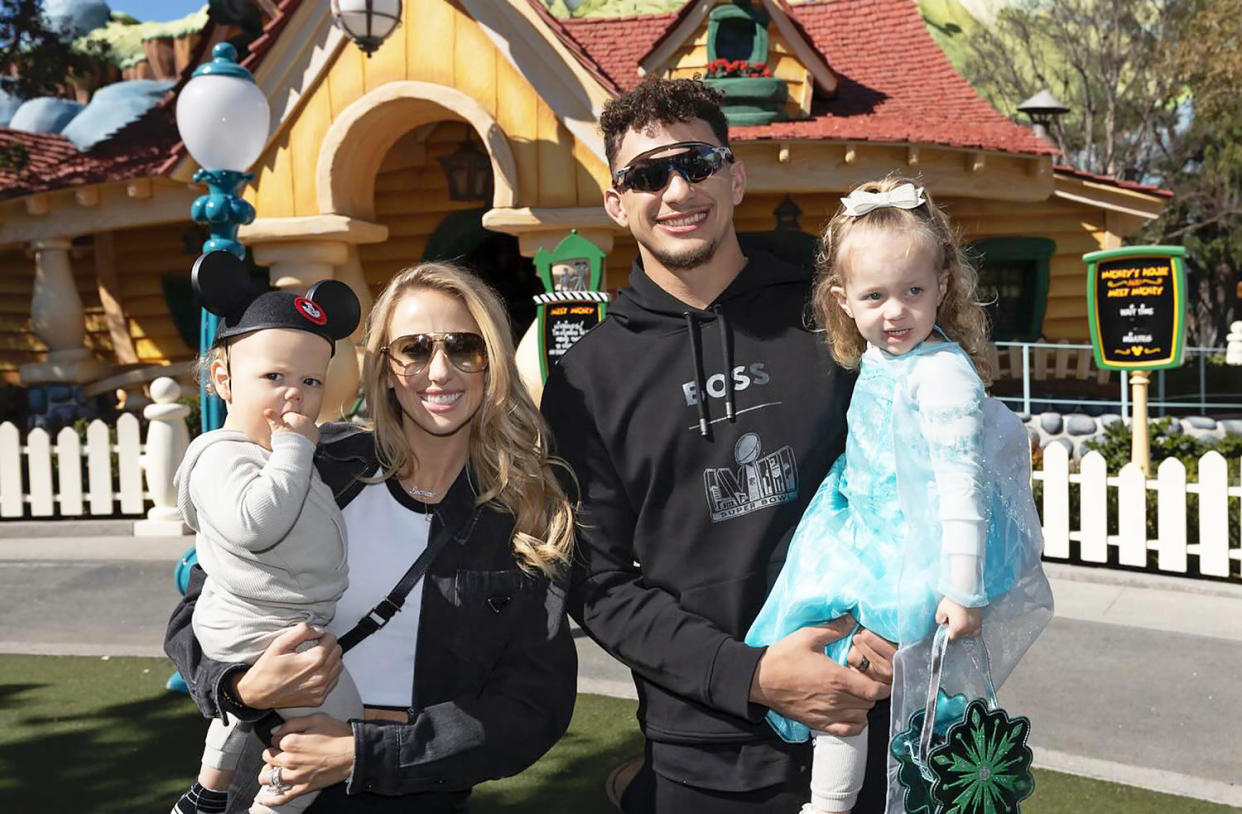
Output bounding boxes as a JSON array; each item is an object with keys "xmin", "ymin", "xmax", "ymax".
[{"xmin": 858, "ymin": 655, "xmax": 871, "ymax": 673}]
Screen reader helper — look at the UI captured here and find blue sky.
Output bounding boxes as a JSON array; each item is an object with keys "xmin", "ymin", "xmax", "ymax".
[{"xmin": 111, "ymin": 1, "xmax": 207, "ymax": 23}]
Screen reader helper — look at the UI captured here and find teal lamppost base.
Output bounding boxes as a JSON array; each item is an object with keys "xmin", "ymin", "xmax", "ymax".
[
  {"xmin": 190, "ymin": 168, "xmax": 255, "ymax": 258},
  {"xmin": 190, "ymin": 168, "xmax": 255, "ymax": 432}
]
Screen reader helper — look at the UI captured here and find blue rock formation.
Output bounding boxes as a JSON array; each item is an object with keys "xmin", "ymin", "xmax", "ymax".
[
  {"xmin": 61, "ymin": 79, "xmax": 175, "ymax": 151},
  {"xmin": 8, "ymin": 97, "xmax": 85, "ymax": 134}
]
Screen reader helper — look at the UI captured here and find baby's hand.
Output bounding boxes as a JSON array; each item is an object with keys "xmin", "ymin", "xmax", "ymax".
[
  {"xmin": 936, "ymin": 597, "xmax": 982, "ymax": 640},
  {"xmin": 265, "ymin": 407, "xmax": 319, "ymax": 445}
]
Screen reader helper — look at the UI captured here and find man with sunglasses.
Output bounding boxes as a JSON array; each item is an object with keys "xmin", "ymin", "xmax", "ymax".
[{"xmin": 541, "ymin": 78, "xmax": 895, "ymax": 812}]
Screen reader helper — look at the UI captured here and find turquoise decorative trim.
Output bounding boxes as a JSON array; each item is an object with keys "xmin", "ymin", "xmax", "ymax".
[
  {"xmin": 706, "ymin": 2, "xmax": 770, "ymax": 65},
  {"xmin": 192, "ymin": 43, "xmax": 257, "ymax": 81},
  {"xmin": 703, "ymin": 76, "xmax": 787, "ymax": 126}
]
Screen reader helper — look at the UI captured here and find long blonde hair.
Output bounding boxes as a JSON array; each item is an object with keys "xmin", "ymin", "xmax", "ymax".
[
  {"xmin": 362, "ymin": 262, "xmax": 575, "ymax": 578},
  {"xmin": 813, "ymin": 175, "xmax": 993, "ymax": 384}
]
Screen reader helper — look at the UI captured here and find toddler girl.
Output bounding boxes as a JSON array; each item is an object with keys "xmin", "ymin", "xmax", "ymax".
[
  {"xmin": 171, "ymin": 252, "xmax": 360, "ymax": 814},
  {"xmin": 746, "ymin": 177, "xmax": 1050, "ymax": 813}
]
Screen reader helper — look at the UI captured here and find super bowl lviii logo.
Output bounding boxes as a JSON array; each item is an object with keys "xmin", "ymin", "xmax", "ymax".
[{"xmin": 704, "ymin": 433, "xmax": 798, "ymax": 522}]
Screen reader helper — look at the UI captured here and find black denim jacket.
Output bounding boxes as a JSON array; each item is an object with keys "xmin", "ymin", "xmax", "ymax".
[{"xmin": 162, "ymin": 424, "xmax": 577, "ymax": 799}]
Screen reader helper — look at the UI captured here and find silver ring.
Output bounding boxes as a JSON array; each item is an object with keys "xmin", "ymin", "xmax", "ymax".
[
  {"xmin": 858, "ymin": 656, "xmax": 871, "ymax": 673},
  {"xmin": 269, "ymin": 765, "xmax": 291, "ymax": 795}
]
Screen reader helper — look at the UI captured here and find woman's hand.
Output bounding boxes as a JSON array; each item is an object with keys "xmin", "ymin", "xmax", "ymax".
[
  {"xmin": 256, "ymin": 714, "xmax": 355, "ymax": 804},
  {"xmin": 937, "ymin": 597, "xmax": 983, "ymax": 640},
  {"xmin": 234, "ymin": 623, "xmax": 343, "ymax": 710}
]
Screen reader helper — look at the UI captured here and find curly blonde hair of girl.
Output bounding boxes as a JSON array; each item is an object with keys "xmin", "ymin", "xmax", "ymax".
[
  {"xmin": 812, "ymin": 175, "xmax": 994, "ymax": 385},
  {"xmin": 361, "ymin": 262, "xmax": 575, "ymax": 579}
]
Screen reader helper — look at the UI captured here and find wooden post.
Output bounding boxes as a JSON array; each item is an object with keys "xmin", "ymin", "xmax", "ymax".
[{"xmin": 1130, "ymin": 369, "xmax": 1151, "ymax": 475}]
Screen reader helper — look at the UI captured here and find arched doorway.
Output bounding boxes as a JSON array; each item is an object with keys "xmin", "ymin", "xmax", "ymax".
[{"xmin": 356, "ymin": 121, "xmax": 540, "ymax": 337}]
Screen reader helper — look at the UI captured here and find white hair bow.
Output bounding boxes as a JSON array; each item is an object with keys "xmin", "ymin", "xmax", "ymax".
[{"xmin": 839, "ymin": 183, "xmax": 926, "ymax": 217}]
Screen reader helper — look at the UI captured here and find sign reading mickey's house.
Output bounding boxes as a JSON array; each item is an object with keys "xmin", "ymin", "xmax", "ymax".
[
  {"xmin": 1086, "ymin": 246, "xmax": 1187, "ymax": 370},
  {"xmin": 532, "ymin": 230, "xmax": 609, "ymax": 381}
]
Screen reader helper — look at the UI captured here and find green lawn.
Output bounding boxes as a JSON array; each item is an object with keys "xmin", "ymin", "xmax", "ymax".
[{"xmin": 0, "ymin": 655, "xmax": 1234, "ymax": 813}]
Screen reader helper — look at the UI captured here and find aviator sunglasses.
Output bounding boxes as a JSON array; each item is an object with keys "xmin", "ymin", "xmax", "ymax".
[
  {"xmin": 611, "ymin": 141, "xmax": 735, "ymax": 193},
  {"xmin": 382, "ymin": 332, "xmax": 489, "ymax": 376}
]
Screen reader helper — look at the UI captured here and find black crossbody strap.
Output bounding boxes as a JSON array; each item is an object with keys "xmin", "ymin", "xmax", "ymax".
[{"xmin": 338, "ymin": 525, "xmax": 453, "ymax": 654}]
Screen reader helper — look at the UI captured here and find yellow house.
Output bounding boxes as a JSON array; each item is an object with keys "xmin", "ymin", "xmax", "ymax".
[{"xmin": 0, "ymin": 0, "xmax": 1169, "ymax": 422}]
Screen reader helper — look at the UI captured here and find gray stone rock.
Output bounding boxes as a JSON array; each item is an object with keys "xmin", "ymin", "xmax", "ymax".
[
  {"xmin": 1100, "ymin": 413, "xmax": 1123, "ymax": 428},
  {"xmin": 1164, "ymin": 421, "xmax": 1184, "ymax": 436},
  {"xmin": 1039, "ymin": 412, "xmax": 1063, "ymax": 435},
  {"xmin": 1066, "ymin": 414, "xmax": 1099, "ymax": 436},
  {"xmin": 1222, "ymin": 420, "xmax": 1242, "ymax": 436},
  {"xmin": 1185, "ymin": 416, "xmax": 1218, "ymax": 430}
]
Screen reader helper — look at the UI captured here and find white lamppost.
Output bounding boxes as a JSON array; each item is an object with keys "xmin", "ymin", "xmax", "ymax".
[
  {"xmin": 175, "ymin": 42, "xmax": 271, "ymax": 431},
  {"xmin": 331, "ymin": 0, "xmax": 403, "ymax": 57}
]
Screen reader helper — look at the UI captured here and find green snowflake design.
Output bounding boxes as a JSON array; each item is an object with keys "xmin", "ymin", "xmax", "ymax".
[{"xmin": 928, "ymin": 699, "xmax": 1035, "ymax": 813}]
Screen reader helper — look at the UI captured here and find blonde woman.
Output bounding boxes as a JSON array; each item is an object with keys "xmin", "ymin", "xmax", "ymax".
[{"xmin": 166, "ymin": 262, "xmax": 576, "ymax": 814}]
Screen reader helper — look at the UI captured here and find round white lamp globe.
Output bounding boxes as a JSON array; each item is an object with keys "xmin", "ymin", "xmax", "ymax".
[{"xmin": 175, "ymin": 44, "xmax": 270, "ymax": 172}]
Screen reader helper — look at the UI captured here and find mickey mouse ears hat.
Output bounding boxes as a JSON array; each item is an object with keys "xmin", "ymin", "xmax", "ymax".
[{"xmin": 192, "ymin": 251, "xmax": 361, "ymax": 355}]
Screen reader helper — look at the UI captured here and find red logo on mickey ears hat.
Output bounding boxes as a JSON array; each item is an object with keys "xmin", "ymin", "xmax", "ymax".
[{"xmin": 294, "ymin": 297, "xmax": 327, "ymax": 326}]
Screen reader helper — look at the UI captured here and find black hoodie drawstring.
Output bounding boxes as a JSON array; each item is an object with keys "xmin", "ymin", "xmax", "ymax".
[
  {"xmin": 712, "ymin": 304, "xmax": 736, "ymax": 422},
  {"xmin": 683, "ymin": 312, "xmax": 711, "ymax": 437}
]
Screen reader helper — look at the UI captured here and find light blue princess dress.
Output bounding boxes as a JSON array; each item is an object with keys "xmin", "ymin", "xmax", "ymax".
[{"xmin": 745, "ymin": 335, "xmax": 1053, "ymax": 746}]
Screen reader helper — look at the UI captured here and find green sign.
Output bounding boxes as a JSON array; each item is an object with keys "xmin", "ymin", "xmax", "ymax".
[
  {"xmin": 532, "ymin": 230, "xmax": 609, "ymax": 382},
  {"xmin": 1086, "ymin": 245, "xmax": 1187, "ymax": 371}
]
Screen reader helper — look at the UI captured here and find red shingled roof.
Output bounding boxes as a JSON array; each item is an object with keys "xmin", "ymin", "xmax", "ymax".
[
  {"xmin": 0, "ymin": 104, "xmax": 179, "ymax": 198},
  {"xmin": 560, "ymin": 12, "xmax": 676, "ymax": 94},
  {"xmin": 8, "ymin": 0, "xmax": 1167, "ymax": 203},
  {"xmin": 559, "ymin": 0, "xmax": 1056, "ymax": 156},
  {"xmin": 1054, "ymin": 164, "xmax": 1173, "ymax": 198}
]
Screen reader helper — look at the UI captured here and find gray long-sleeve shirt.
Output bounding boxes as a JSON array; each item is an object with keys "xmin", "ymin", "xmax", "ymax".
[{"xmin": 176, "ymin": 429, "xmax": 348, "ymax": 659}]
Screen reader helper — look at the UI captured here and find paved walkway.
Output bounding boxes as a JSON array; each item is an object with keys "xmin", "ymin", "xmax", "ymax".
[{"xmin": 1, "ymin": 534, "xmax": 1239, "ymax": 807}]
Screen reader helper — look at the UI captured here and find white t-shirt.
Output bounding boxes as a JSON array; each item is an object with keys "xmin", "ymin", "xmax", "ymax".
[{"xmin": 327, "ymin": 478, "xmax": 431, "ymax": 707}]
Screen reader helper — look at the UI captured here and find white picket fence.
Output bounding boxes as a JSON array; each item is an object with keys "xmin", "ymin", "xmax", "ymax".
[
  {"xmin": 1035, "ymin": 443, "xmax": 1241, "ymax": 579},
  {"xmin": 0, "ymin": 414, "xmax": 147, "ymax": 518}
]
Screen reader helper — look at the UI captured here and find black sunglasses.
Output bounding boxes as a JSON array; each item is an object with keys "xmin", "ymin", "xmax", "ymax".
[
  {"xmin": 611, "ymin": 141, "xmax": 735, "ymax": 193},
  {"xmin": 382, "ymin": 332, "xmax": 488, "ymax": 376}
]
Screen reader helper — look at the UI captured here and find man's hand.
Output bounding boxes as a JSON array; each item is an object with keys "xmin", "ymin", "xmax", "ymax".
[
  {"xmin": 845, "ymin": 625, "xmax": 897, "ymax": 685},
  {"xmin": 235, "ymin": 623, "xmax": 343, "ymax": 710},
  {"xmin": 749, "ymin": 616, "xmax": 890, "ymax": 736}
]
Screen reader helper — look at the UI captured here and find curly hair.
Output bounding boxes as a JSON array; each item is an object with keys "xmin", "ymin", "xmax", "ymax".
[
  {"xmin": 361, "ymin": 262, "xmax": 575, "ymax": 579},
  {"xmin": 812, "ymin": 175, "xmax": 994, "ymax": 384},
  {"xmin": 600, "ymin": 75, "xmax": 729, "ymax": 167}
]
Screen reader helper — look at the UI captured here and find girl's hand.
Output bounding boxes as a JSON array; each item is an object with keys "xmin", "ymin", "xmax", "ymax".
[
  {"xmin": 264, "ymin": 407, "xmax": 320, "ymax": 445},
  {"xmin": 234, "ymin": 623, "xmax": 343, "ymax": 710},
  {"xmin": 936, "ymin": 597, "xmax": 982, "ymax": 640},
  {"xmin": 256, "ymin": 714, "xmax": 355, "ymax": 804}
]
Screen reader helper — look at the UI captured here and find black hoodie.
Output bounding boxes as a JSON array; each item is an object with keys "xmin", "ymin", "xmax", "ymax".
[{"xmin": 542, "ymin": 245, "xmax": 855, "ymax": 790}]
